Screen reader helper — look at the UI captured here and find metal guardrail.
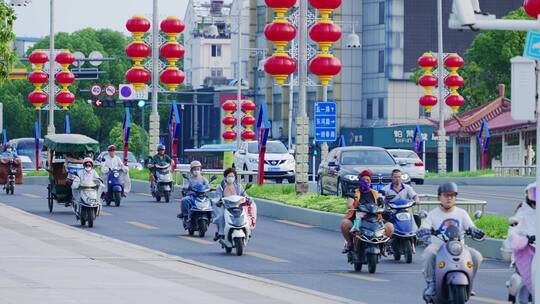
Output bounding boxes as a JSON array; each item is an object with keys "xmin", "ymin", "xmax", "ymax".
[
  {"xmin": 493, "ymin": 165, "xmax": 535, "ymax": 176},
  {"xmin": 174, "ymin": 167, "xmax": 258, "ymax": 184},
  {"xmin": 414, "ymin": 194, "xmax": 487, "ymax": 214}
]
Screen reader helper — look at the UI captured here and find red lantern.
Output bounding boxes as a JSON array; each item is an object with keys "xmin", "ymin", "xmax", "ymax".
[
  {"xmin": 445, "ymin": 94, "xmax": 465, "ymax": 113},
  {"xmin": 309, "ymin": 21, "xmax": 342, "ymax": 52},
  {"xmin": 28, "ymin": 71, "xmax": 48, "ymax": 88},
  {"xmin": 125, "ymin": 67, "xmax": 151, "ymax": 90},
  {"xmin": 222, "ymin": 100, "xmax": 238, "ymax": 112},
  {"xmin": 160, "ymin": 67, "xmax": 185, "ymax": 91},
  {"xmin": 126, "ymin": 42, "xmax": 151, "ymax": 64},
  {"xmin": 126, "ymin": 16, "xmax": 151, "ymax": 40},
  {"xmin": 309, "ymin": 54, "xmax": 342, "ymax": 86},
  {"xmin": 419, "ymin": 95, "xmax": 438, "ymax": 113},
  {"xmin": 444, "ymin": 75, "xmax": 464, "ymax": 89},
  {"xmin": 222, "ymin": 116, "xmax": 237, "ymax": 126},
  {"xmin": 264, "ymin": 22, "xmax": 296, "ymax": 50},
  {"xmin": 160, "ymin": 16, "xmax": 185, "ymax": 40},
  {"xmin": 55, "ymin": 71, "xmax": 75, "ymax": 90},
  {"xmin": 419, "ymin": 75, "xmax": 438, "ymax": 87},
  {"xmin": 265, "ymin": 0, "xmax": 296, "ymax": 9},
  {"xmin": 55, "ymin": 91, "xmax": 75, "ymax": 109},
  {"xmin": 418, "ymin": 53, "xmax": 438, "ymax": 71},
  {"xmin": 264, "ymin": 55, "xmax": 297, "ymax": 85},
  {"xmin": 524, "ymin": 0, "xmax": 540, "ymax": 18},
  {"xmin": 241, "ymin": 116, "xmax": 256, "ymax": 126},
  {"xmin": 241, "ymin": 130, "xmax": 256, "ymax": 140},
  {"xmin": 309, "ymin": 0, "xmax": 341, "ymax": 19},
  {"xmin": 223, "ymin": 130, "xmax": 237, "ymax": 141},
  {"xmin": 28, "ymin": 91, "xmax": 48, "ymax": 109},
  {"xmin": 55, "ymin": 51, "xmax": 75, "ymax": 67},
  {"xmin": 444, "ymin": 54, "xmax": 464, "ymax": 70},
  {"xmin": 241, "ymin": 100, "xmax": 256, "ymax": 112},
  {"xmin": 28, "ymin": 51, "xmax": 48, "ymax": 69},
  {"xmin": 160, "ymin": 42, "xmax": 185, "ymax": 65}
]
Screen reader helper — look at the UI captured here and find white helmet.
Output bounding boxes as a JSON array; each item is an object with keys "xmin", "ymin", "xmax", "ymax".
[
  {"xmin": 190, "ymin": 160, "xmax": 202, "ymax": 170},
  {"xmin": 83, "ymin": 157, "xmax": 94, "ymax": 168}
]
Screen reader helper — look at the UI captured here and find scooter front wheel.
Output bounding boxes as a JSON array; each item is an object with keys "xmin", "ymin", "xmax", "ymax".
[
  {"xmin": 404, "ymin": 239, "xmax": 413, "ymax": 264},
  {"xmin": 80, "ymin": 207, "xmax": 86, "ymax": 226},
  {"xmin": 367, "ymin": 254, "xmax": 378, "ymax": 274},
  {"xmin": 114, "ymin": 191, "xmax": 121, "ymax": 207},
  {"xmin": 164, "ymin": 191, "xmax": 170, "ymax": 203},
  {"xmin": 234, "ymin": 237, "xmax": 244, "ymax": 256},
  {"xmin": 449, "ymin": 284, "xmax": 467, "ymax": 304}
]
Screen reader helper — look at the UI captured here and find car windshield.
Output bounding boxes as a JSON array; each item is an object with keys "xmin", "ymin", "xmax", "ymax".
[
  {"xmin": 14, "ymin": 140, "xmax": 43, "ymax": 158},
  {"xmin": 115, "ymin": 152, "xmax": 137, "ymax": 163},
  {"xmin": 247, "ymin": 142, "xmax": 288, "ymax": 154},
  {"xmin": 340, "ymin": 150, "xmax": 396, "ymax": 166},
  {"xmin": 390, "ymin": 151, "xmax": 419, "ymax": 159}
]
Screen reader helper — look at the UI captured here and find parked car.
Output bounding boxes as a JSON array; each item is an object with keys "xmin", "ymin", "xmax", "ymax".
[
  {"xmin": 8, "ymin": 138, "xmax": 46, "ymax": 169},
  {"xmin": 233, "ymin": 140, "xmax": 295, "ymax": 183},
  {"xmin": 387, "ymin": 149, "xmax": 425, "ymax": 185},
  {"xmin": 317, "ymin": 146, "xmax": 410, "ymax": 197},
  {"xmin": 19, "ymin": 155, "xmax": 34, "ymax": 172},
  {"xmin": 96, "ymin": 151, "xmax": 143, "ymax": 170}
]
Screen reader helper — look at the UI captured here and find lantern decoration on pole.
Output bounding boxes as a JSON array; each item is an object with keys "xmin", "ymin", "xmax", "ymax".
[
  {"xmin": 308, "ymin": 0, "xmax": 342, "ymax": 87},
  {"xmin": 55, "ymin": 51, "xmax": 76, "ymax": 109},
  {"xmin": 222, "ymin": 100, "xmax": 238, "ymax": 142},
  {"xmin": 444, "ymin": 53, "xmax": 465, "ymax": 112},
  {"xmin": 417, "ymin": 52, "xmax": 439, "ymax": 113},
  {"xmin": 27, "ymin": 50, "xmax": 49, "ymax": 109},
  {"xmin": 159, "ymin": 16, "xmax": 186, "ymax": 91},
  {"xmin": 125, "ymin": 16, "xmax": 152, "ymax": 91},
  {"xmin": 241, "ymin": 100, "xmax": 256, "ymax": 140},
  {"xmin": 263, "ymin": 0, "xmax": 297, "ymax": 85}
]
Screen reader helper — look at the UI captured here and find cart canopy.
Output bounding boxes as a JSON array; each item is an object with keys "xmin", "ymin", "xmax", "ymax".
[{"xmin": 44, "ymin": 134, "xmax": 99, "ymax": 154}]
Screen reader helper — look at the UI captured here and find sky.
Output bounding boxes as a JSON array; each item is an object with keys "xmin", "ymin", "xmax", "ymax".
[{"xmin": 12, "ymin": 0, "xmax": 190, "ymax": 38}]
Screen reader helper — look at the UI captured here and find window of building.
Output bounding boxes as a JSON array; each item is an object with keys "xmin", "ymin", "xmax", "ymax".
[
  {"xmin": 201, "ymin": 105, "xmax": 211, "ymax": 138},
  {"xmin": 378, "ymin": 50, "xmax": 384, "ymax": 73},
  {"xmin": 211, "ymin": 68, "xmax": 223, "ymax": 77},
  {"xmin": 378, "ymin": 98, "xmax": 384, "ymax": 118},
  {"xmin": 366, "ymin": 99, "xmax": 373, "ymax": 119},
  {"xmin": 257, "ymin": 6, "xmax": 266, "ymax": 32},
  {"xmin": 379, "ymin": 1, "xmax": 385, "ymax": 25},
  {"xmin": 211, "ymin": 44, "xmax": 221, "ymax": 57}
]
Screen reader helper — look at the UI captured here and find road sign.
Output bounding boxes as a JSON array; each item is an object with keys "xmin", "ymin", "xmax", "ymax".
[
  {"xmin": 119, "ymin": 84, "xmax": 148, "ymax": 100},
  {"xmin": 314, "ymin": 102, "xmax": 337, "ymax": 142},
  {"xmin": 105, "ymin": 84, "xmax": 117, "ymax": 97},
  {"xmin": 90, "ymin": 84, "xmax": 102, "ymax": 97},
  {"xmin": 524, "ymin": 31, "xmax": 540, "ymax": 61}
]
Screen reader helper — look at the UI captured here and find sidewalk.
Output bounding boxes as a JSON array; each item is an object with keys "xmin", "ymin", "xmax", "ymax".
[{"xmin": 0, "ymin": 203, "xmax": 358, "ymax": 304}]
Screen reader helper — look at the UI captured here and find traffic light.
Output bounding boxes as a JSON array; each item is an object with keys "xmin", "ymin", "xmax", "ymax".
[
  {"xmin": 90, "ymin": 98, "xmax": 116, "ymax": 108},
  {"xmin": 309, "ymin": 145, "xmax": 320, "ymax": 156}
]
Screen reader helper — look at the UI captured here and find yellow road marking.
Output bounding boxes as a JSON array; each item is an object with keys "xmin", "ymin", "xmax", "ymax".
[
  {"xmin": 179, "ymin": 236, "xmax": 214, "ymax": 245},
  {"xmin": 22, "ymin": 193, "xmax": 41, "ymax": 199},
  {"xmin": 335, "ymin": 272, "xmax": 388, "ymax": 283},
  {"xmin": 127, "ymin": 221, "xmax": 159, "ymax": 230},
  {"xmin": 245, "ymin": 252, "xmax": 289, "ymax": 263},
  {"xmin": 276, "ymin": 219, "xmax": 314, "ymax": 228},
  {"xmin": 470, "ymin": 296, "xmax": 510, "ymax": 304}
]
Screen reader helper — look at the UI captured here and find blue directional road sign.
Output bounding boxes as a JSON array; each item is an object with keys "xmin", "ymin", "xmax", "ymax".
[
  {"xmin": 524, "ymin": 31, "xmax": 540, "ymax": 61},
  {"xmin": 314, "ymin": 102, "xmax": 337, "ymax": 142}
]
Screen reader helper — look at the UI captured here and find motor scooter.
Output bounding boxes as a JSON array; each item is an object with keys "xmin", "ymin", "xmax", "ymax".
[
  {"xmin": 218, "ymin": 184, "xmax": 254, "ymax": 256},
  {"xmin": 103, "ymin": 167, "xmax": 124, "ymax": 207},
  {"xmin": 71, "ymin": 176, "xmax": 102, "ymax": 228},
  {"xmin": 386, "ymin": 198, "xmax": 418, "ymax": 263},
  {"xmin": 5, "ymin": 159, "xmax": 16, "ymax": 195},
  {"xmin": 152, "ymin": 163, "xmax": 173, "ymax": 203},
  {"xmin": 183, "ymin": 182, "xmax": 215, "ymax": 237}
]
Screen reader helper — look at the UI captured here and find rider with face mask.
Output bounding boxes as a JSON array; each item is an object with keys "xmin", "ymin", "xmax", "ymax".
[
  {"xmin": 149, "ymin": 144, "xmax": 172, "ymax": 190},
  {"xmin": 2, "ymin": 145, "xmax": 17, "ymax": 158},
  {"xmin": 213, "ymin": 167, "xmax": 245, "ymax": 241},
  {"xmin": 178, "ymin": 160, "xmax": 209, "ymax": 220},
  {"xmin": 72, "ymin": 158, "xmax": 103, "ymax": 211}
]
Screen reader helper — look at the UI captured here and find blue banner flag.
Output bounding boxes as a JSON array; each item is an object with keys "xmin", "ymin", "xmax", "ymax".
[
  {"xmin": 477, "ymin": 119, "xmax": 490, "ymax": 152},
  {"xmin": 65, "ymin": 113, "xmax": 71, "ymax": 134},
  {"xmin": 413, "ymin": 123, "xmax": 424, "ymax": 154}
]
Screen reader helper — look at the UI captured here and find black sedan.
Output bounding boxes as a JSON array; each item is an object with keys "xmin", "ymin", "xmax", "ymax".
[{"xmin": 316, "ymin": 146, "xmax": 410, "ymax": 197}]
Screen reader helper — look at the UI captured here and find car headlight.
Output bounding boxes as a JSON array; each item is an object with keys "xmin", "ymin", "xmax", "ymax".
[
  {"xmin": 447, "ymin": 241, "xmax": 463, "ymax": 256},
  {"xmin": 345, "ymin": 174, "xmax": 358, "ymax": 181},
  {"xmin": 401, "ymin": 173, "xmax": 410, "ymax": 181},
  {"xmin": 248, "ymin": 158, "xmax": 259, "ymax": 164},
  {"xmin": 286, "ymin": 158, "xmax": 295, "ymax": 165}
]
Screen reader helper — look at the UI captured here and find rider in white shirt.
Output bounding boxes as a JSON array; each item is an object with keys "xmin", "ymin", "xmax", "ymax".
[{"xmin": 101, "ymin": 145, "xmax": 130, "ymax": 196}]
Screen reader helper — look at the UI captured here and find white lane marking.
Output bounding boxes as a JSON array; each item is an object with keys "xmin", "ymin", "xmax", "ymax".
[
  {"xmin": 334, "ymin": 272, "xmax": 388, "ymax": 283},
  {"xmin": 245, "ymin": 252, "xmax": 289, "ymax": 263},
  {"xmin": 470, "ymin": 296, "xmax": 510, "ymax": 304},
  {"xmin": 127, "ymin": 221, "xmax": 159, "ymax": 230},
  {"xmin": 136, "ymin": 193, "xmax": 153, "ymax": 197},
  {"xmin": 276, "ymin": 219, "xmax": 314, "ymax": 228},
  {"xmin": 179, "ymin": 236, "xmax": 214, "ymax": 245},
  {"xmin": 22, "ymin": 193, "xmax": 41, "ymax": 199},
  {"xmin": 100, "ymin": 211, "xmax": 112, "ymax": 216}
]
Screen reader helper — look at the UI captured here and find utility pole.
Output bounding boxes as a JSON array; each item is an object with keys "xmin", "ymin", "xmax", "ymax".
[
  {"xmin": 437, "ymin": 0, "xmax": 446, "ymax": 173},
  {"xmin": 47, "ymin": 0, "xmax": 55, "ymax": 135},
  {"xmin": 236, "ymin": 9, "xmax": 242, "ymax": 149},
  {"xmin": 149, "ymin": 0, "xmax": 160, "ymax": 156}
]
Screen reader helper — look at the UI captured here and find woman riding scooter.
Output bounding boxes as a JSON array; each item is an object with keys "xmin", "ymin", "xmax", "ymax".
[
  {"xmin": 213, "ymin": 168, "xmax": 245, "ymax": 241},
  {"xmin": 178, "ymin": 160, "xmax": 209, "ymax": 220},
  {"xmin": 101, "ymin": 145, "xmax": 131, "ymax": 200}
]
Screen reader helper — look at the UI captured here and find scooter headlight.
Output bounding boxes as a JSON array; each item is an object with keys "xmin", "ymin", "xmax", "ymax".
[
  {"xmin": 113, "ymin": 172, "xmax": 119, "ymax": 178},
  {"xmin": 447, "ymin": 241, "xmax": 463, "ymax": 256},
  {"xmin": 374, "ymin": 229, "xmax": 385, "ymax": 238}
]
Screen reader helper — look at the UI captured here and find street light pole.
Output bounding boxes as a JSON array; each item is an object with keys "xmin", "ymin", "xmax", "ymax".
[
  {"xmin": 437, "ymin": 0, "xmax": 446, "ymax": 174},
  {"xmin": 47, "ymin": 0, "xmax": 55, "ymax": 135},
  {"xmin": 149, "ymin": 0, "xmax": 160, "ymax": 156},
  {"xmin": 236, "ymin": 10, "xmax": 242, "ymax": 149}
]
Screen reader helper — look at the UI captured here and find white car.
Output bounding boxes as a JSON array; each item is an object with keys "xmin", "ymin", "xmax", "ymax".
[
  {"xmin": 234, "ymin": 140, "xmax": 295, "ymax": 183},
  {"xmin": 387, "ymin": 149, "xmax": 425, "ymax": 185}
]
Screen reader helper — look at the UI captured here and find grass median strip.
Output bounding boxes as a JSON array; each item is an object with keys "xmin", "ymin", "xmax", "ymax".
[{"xmin": 127, "ymin": 221, "xmax": 159, "ymax": 230}]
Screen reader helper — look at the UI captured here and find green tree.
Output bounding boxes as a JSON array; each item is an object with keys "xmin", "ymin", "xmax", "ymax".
[
  {"xmin": 0, "ymin": 2, "xmax": 16, "ymax": 84},
  {"xmin": 460, "ymin": 8, "xmax": 529, "ymax": 110},
  {"xmin": 67, "ymin": 100, "xmax": 100, "ymax": 137},
  {"xmin": 108, "ymin": 121, "xmax": 148, "ymax": 159}
]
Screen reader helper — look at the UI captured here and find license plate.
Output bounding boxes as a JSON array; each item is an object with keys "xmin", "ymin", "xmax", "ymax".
[
  {"xmin": 396, "ymin": 212, "xmax": 411, "ymax": 221},
  {"xmin": 268, "ymin": 167, "xmax": 280, "ymax": 172}
]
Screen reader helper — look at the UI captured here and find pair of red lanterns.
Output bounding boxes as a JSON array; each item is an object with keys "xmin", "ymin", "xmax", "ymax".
[
  {"xmin": 263, "ymin": 0, "xmax": 342, "ymax": 86},
  {"xmin": 28, "ymin": 50, "xmax": 76, "ymax": 110},
  {"xmin": 125, "ymin": 16, "xmax": 185, "ymax": 91},
  {"xmin": 221, "ymin": 100, "xmax": 256, "ymax": 142},
  {"xmin": 418, "ymin": 52, "xmax": 465, "ymax": 113}
]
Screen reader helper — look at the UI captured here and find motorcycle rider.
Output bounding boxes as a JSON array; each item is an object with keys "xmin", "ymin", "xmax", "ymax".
[
  {"xmin": 416, "ymin": 182, "xmax": 485, "ymax": 298},
  {"xmin": 2, "ymin": 144, "xmax": 18, "ymax": 158},
  {"xmin": 72, "ymin": 158, "xmax": 103, "ymax": 213},
  {"xmin": 382, "ymin": 168, "xmax": 421, "ymax": 227},
  {"xmin": 101, "ymin": 145, "xmax": 131, "ymax": 197},
  {"xmin": 340, "ymin": 169, "xmax": 394, "ymax": 253},
  {"xmin": 178, "ymin": 160, "xmax": 209, "ymax": 220},
  {"xmin": 148, "ymin": 144, "xmax": 172, "ymax": 192},
  {"xmin": 213, "ymin": 167, "xmax": 245, "ymax": 241}
]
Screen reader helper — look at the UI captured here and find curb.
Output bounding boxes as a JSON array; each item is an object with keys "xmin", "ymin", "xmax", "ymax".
[{"xmin": 425, "ymin": 176, "xmax": 534, "ymax": 186}]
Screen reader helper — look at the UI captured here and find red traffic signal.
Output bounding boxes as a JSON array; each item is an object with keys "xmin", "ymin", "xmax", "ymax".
[{"xmin": 95, "ymin": 99, "xmax": 103, "ymax": 107}]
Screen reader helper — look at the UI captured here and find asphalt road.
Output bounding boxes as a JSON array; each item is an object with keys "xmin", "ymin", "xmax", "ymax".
[
  {"xmin": 414, "ymin": 184, "xmax": 524, "ymax": 216},
  {"xmin": 0, "ymin": 184, "xmax": 511, "ymax": 304}
]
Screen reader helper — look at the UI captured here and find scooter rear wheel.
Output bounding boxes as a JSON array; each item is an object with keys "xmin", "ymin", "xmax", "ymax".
[{"xmin": 354, "ymin": 262, "xmax": 362, "ymax": 272}]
